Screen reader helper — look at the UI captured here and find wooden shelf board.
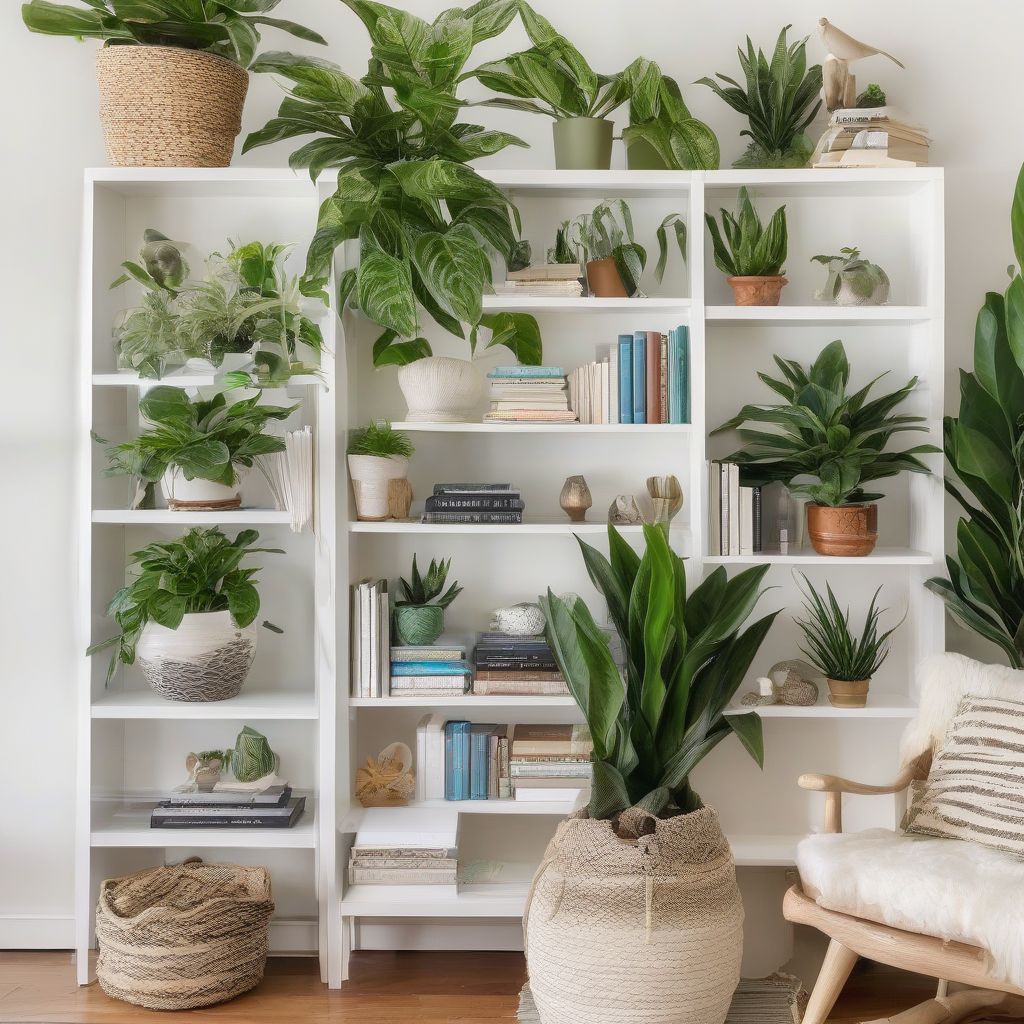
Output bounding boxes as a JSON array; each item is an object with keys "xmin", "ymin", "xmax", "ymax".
[{"xmin": 91, "ymin": 688, "xmax": 317, "ymax": 720}]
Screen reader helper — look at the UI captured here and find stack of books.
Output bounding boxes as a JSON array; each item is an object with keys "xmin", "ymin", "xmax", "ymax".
[
  {"xmin": 472, "ymin": 632, "xmax": 568, "ymax": 696},
  {"xmin": 422, "ymin": 483, "xmax": 524, "ymax": 525},
  {"xmin": 349, "ymin": 807, "xmax": 458, "ymax": 886},
  {"xmin": 707, "ymin": 461, "xmax": 763, "ymax": 557},
  {"xmin": 483, "ymin": 367, "xmax": 576, "ymax": 424},
  {"xmin": 390, "ymin": 643, "xmax": 470, "ymax": 698},
  {"xmin": 150, "ymin": 784, "xmax": 305, "ymax": 829},
  {"xmin": 442, "ymin": 721, "xmax": 512, "ymax": 801},
  {"xmin": 350, "ymin": 578, "xmax": 389, "ymax": 697},
  {"xmin": 494, "ymin": 263, "xmax": 583, "ymax": 298},
  {"xmin": 813, "ymin": 106, "xmax": 929, "ymax": 168},
  {"xmin": 511, "ymin": 724, "xmax": 593, "ymax": 803}
]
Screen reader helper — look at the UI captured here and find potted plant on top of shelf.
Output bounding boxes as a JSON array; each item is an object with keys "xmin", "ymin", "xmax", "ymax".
[
  {"xmin": 713, "ymin": 340, "xmax": 939, "ymax": 556},
  {"xmin": 530, "ymin": 525, "xmax": 776, "ymax": 1023},
  {"xmin": 812, "ymin": 247, "xmax": 891, "ymax": 306},
  {"xmin": 394, "ymin": 555, "xmax": 462, "ymax": 646},
  {"xmin": 22, "ymin": 0, "xmax": 326, "ymax": 168},
  {"xmin": 97, "ymin": 385, "xmax": 296, "ymax": 511},
  {"xmin": 346, "ymin": 422, "xmax": 415, "ymax": 522},
  {"xmin": 88, "ymin": 527, "xmax": 284, "ymax": 700}
]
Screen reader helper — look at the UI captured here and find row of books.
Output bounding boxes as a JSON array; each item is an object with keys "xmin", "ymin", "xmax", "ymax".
[
  {"xmin": 349, "ymin": 807, "xmax": 458, "ymax": 886},
  {"xmin": 473, "ymin": 632, "xmax": 568, "ymax": 696},
  {"xmin": 707, "ymin": 461, "xmax": 764, "ymax": 557},
  {"xmin": 351, "ymin": 578, "xmax": 390, "ymax": 698},
  {"xmin": 391, "ymin": 641, "xmax": 469, "ymax": 698},
  {"xmin": 494, "ymin": 262, "xmax": 584, "ymax": 298},
  {"xmin": 813, "ymin": 105, "xmax": 929, "ymax": 168},
  {"xmin": 484, "ymin": 366, "xmax": 576, "ymax": 424},
  {"xmin": 149, "ymin": 784, "xmax": 306, "ymax": 829},
  {"xmin": 421, "ymin": 482, "xmax": 525, "ymax": 524}
]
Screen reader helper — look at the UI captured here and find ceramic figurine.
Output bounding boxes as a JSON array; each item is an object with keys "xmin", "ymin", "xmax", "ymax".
[
  {"xmin": 609, "ymin": 494, "xmax": 644, "ymax": 525},
  {"xmin": 646, "ymin": 475, "xmax": 683, "ymax": 525},
  {"xmin": 741, "ymin": 677, "xmax": 779, "ymax": 707},
  {"xmin": 355, "ymin": 742, "xmax": 415, "ymax": 807},
  {"xmin": 559, "ymin": 475, "xmax": 592, "ymax": 522},
  {"xmin": 491, "ymin": 602, "xmax": 546, "ymax": 637},
  {"xmin": 185, "ymin": 751, "xmax": 224, "ymax": 791},
  {"xmin": 740, "ymin": 661, "xmax": 822, "ymax": 708},
  {"xmin": 229, "ymin": 726, "xmax": 279, "ymax": 783},
  {"xmin": 818, "ymin": 17, "xmax": 905, "ymax": 111}
]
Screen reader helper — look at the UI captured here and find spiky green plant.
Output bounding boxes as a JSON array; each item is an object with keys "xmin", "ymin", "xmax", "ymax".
[
  {"xmin": 346, "ymin": 422, "xmax": 415, "ymax": 459},
  {"xmin": 705, "ymin": 187, "xmax": 787, "ymax": 278},
  {"xmin": 396, "ymin": 555, "xmax": 462, "ymax": 609}
]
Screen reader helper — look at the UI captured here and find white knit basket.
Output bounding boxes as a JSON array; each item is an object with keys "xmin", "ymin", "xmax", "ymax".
[{"xmin": 398, "ymin": 356, "xmax": 483, "ymax": 422}]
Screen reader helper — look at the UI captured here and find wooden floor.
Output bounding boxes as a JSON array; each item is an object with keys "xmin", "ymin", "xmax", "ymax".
[{"xmin": 0, "ymin": 951, "xmax": 937, "ymax": 1024}]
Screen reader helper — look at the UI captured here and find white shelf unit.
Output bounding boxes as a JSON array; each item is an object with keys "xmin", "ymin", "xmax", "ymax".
[
  {"xmin": 76, "ymin": 169, "xmax": 339, "ymax": 985},
  {"xmin": 336, "ymin": 167, "xmax": 944, "ymax": 979}
]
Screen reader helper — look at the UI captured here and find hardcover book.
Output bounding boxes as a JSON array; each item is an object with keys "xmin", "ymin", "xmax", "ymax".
[
  {"xmin": 618, "ymin": 335, "xmax": 633, "ymax": 424},
  {"xmin": 632, "ymin": 331, "xmax": 646, "ymax": 423},
  {"xmin": 444, "ymin": 721, "xmax": 471, "ymax": 801}
]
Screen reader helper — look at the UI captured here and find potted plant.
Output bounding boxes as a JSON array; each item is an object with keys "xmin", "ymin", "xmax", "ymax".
[
  {"xmin": 87, "ymin": 527, "xmax": 284, "ymax": 700},
  {"xmin": 713, "ymin": 340, "xmax": 939, "ymax": 556},
  {"xmin": 22, "ymin": 0, "xmax": 325, "ymax": 168},
  {"xmin": 793, "ymin": 572, "xmax": 902, "ymax": 708},
  {"xmin": 530, "ymin": 525, "xmax": 776, "ymax": 1023},
  {"xmin": 705, "ymin": 188, "xmax": 788, "ymax": 305},
  {"xmin": 812, "ymin": 247, "xmax": 891, "ymax": 306},
  {"xmin": 393, "ymin": 556, "xmax": 462, "ymax": 646},
  {"xmin": 698, "ymin": 25, "xmax": 823, "ymax": 169},
  {"xmin": 347, "ymin": 422, "xmax": 415, "ymax": 522},
  {"xmin": 97, "ymin": 386, "xmax": 295, "ymax": 511}
]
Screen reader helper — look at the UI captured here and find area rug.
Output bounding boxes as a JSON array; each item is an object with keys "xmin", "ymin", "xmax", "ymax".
[{"xmin": 518, "ymin": 973, "xmax": 807, "ymax": 1023}]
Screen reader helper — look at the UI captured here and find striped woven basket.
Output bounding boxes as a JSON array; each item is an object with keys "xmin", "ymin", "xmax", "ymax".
[
  {"xmin": 95, "ymin": 859, "xmax": 274, "ymax": 1010},
  {"xmin": 95, "ymin": 45, "xmax": 248, "ymax": 167}
]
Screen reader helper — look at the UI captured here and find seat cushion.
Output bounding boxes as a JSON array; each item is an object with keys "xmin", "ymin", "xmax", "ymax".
[{"xmin": 797, "ymin": 828, "xmax": 1024, "ymax": 989}]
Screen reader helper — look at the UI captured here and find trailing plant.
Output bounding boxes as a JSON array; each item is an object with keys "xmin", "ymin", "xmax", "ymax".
[
  {"xmin": 540, "ymin": 524, "xmax": 777, "ymax": 820},
  {"xmin": 87, "ymin": 527, "xmax": 284, "ymax": 683},
  {"xmin": 21, "ymin": 0, "xmax": 326, "ymax": 67},
  {"xmin": 396, "ymin": 555, "xmax": 462, "ymax": 609},
  {"xmin": 856, "ymin": 84, "xmax": 886, "ymax": 109},
  {"xmin": 713, "ymin": 340, "xmax": 938, "ymax": 507},
  {"xmin": 244, "ymin": 0, "xmax": 542, "ymax": 369},
  {"xmin": 811, "ymin": 247, "xmax": 890, "ymax": 303},
  {"xmin": 346, "ymin": 421, "xmax": 414, "ymax": 459},
  {"xmin": 698, "ymin": 25, "xmax": 823, "ymax": 169},
  {"xmin": 97, "ymin": 386, "xmax": 294, "ymax": 508},
  {"xmin": 793, "ymin": 573, "xmax": 902, "ymax": 681},
  {"xmin": 705, "ymin": 188, "xmax": 787, "ymax": 278},
  {"xmin": 925, "ymin": 164, "xmax": 1024, "ymax": 667}
]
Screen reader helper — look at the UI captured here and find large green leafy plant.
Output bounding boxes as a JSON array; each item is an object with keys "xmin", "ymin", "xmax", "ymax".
[
  {"xmin": 87, "ymin": 527, "xmax": 284, "ymax": 682},
  {"xmin": 22, "ymin": 0, "xmax": 325, "ymax": 67},
  {"xmin": 705, "ymin": 187, "xmax": 787, "ymax": 277},
  {"xmin": 245, "ymin": 0, "xmax": 542, "ymax": 369},
  {"xmin": 698, "ymin": 25, "xmax": 822, "ymax": 169},
  {"xmin": 713, "ymin": 340, "xmax": 937, "ymax": 507},
  {"xmin": 541, "ymin": 525, "xmax": 776, "ymax": 819}
]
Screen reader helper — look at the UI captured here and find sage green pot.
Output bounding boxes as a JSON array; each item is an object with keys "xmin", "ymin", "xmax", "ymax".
[
  {"xmin": 626, "ymin": 136, "xmax": 670, "ymax": 170},
  {"xmin": 552, "ymin": 117, "xmax": 613, "ymax": 170},
  {"xmin": 394, "ymin": 605, "xmax": 444, "ymax": 646}
]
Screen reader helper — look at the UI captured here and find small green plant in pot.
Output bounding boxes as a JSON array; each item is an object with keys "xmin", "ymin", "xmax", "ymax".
[
  {"xmin": 812, "ymin": 247, "xmax": 891, "ymax": 306},
  {"xmin": 347, "ymin": 423, "xmax": 415, "ymax": 522},
  {"xmin": 793, "ymin": 573, "xmax": 903, "ymax": 708},
  {"xmin": 394, "ymin": 556, "xmax": 462, "ymax": 646},
  {"xmin": 705, "ymin": 188, "xmax": 788, "ymax": 305},
  {"xmin": 527, "ymin": 525, "xmax": 776, "ymax": 1022}
]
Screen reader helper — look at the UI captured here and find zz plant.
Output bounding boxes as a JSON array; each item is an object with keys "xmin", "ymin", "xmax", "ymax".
[{"xmin": 541, "ymin": 525, "xmax": 777, "ymax": 819}]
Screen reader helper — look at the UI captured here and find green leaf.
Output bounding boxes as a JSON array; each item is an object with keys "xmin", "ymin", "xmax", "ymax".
[
  {"xmin": 726, "ymin": 712, "xmax": 764, "ymax": 768},
  {"xmin": 478, "ymin": 312, "xmax": 542, "ymax": 364},
  {"xmin": 412, "ymin": 231, "xmax": 486, "ymax": 325},
  {"xmin": 357, "ymin": 246, "xmax": 418, "ymax": 338},
  {"xmin": 589, "ymin": 760, "xmax": 631, "ymax": 819},
  {"xmin": 226, "ymin": 581, "xmax": 260, "ymax": 627},
  {"xmin": 372, "ymin": 330, "xmax": 432, "ymax": 368}
]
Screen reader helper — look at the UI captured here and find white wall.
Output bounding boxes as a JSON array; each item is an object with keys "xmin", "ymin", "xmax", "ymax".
[{"xmin": 2, "ymin": 0, "xmax": 1021, "ymax": 942}]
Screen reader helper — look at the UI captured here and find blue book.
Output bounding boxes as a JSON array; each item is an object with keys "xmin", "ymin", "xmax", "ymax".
[
  {"xmin": 390, "ymin": 660, "xmax": 471, "ymax": 676},
  {"xmin": 617, "ymin": 335, "xmax": 633, "ymax": 424},
  {"xmin": 632, "ymin": 331, "xmax": 646, "ymax": 424},
  {"xmin": 469, "ymin": 724, "xmax": 497, "ymax": 800},
  {"xmin": 679, "ymin": 325, "xmax": 690, "ymax": 423},
  {"xmin": 444, "ymin": 721, "xmax": 471, "ymax": 801},
  {"xmin": 668, "ymin": 327, "xmax": 682, "ymax": 424},
  {"xmin": 489, "ymin": 366, "xmax": 566, "ymax": 378}
]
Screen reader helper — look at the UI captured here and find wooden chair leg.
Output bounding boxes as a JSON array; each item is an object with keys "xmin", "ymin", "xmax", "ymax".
[{"xmin": 802, "ymin": 939, "xmax": 859, "ymax": 1024}]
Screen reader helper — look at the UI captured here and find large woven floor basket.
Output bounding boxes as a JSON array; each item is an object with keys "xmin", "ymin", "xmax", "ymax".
[
  {"xmin": 95, "ymin": 45, "xmax": 248, "ymax": 167},
  {"xmin": 525, "ymin": 805, "xmax": 743, "ymax": 1024},
  {"xmin": 96, "ymin": 860, "xmax": 274, "ymax": 1010}
]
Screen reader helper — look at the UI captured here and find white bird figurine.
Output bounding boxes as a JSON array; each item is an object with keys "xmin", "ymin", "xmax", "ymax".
[
  {"xmin": 818, "ymin": 18, "xmax": 905, "ymax": 67},
  {"xmin": 817, "ymin": 18, "xmax": 905, "ymax": 111}
]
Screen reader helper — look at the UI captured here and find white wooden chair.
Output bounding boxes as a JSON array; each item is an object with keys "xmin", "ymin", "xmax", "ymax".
[{"xmin": 784, "ymin": 653, "xmax": 1024, "ymax": 1024}]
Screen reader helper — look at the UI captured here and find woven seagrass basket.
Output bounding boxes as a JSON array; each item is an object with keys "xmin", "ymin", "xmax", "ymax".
[
  {"xmin": 95, "ymin": 45, "xmax": 248, "ymax": 167},
  {"xmin": 95, "ymin": 859, "xmax": 273, "ymax": 1010}
]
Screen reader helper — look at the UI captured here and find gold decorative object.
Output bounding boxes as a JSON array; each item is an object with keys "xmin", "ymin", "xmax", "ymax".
[
  {"xmin": 646, "ymin": 475, "xmax": 683, "ymax": 525},
  {"xmin": 559, "ymin": 475, "xmax": 593, "ymax": 522},
  {"xmin": 355, "ymin": 742, "xmax": 415, "ymax": 807}
]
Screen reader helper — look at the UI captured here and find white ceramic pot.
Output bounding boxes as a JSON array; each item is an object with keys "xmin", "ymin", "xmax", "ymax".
[
  {"xmin": 161, "ymin": 467, "xmax": 241, "ymax": 510},
  {"xmin": 835, "ymin": 274, "xmax": 890, "ymax": 306},
  {"xmin": 398, "ymin": 356, "xmax": 483, "ymax": 423},
  {"xmin": 136, "ymin": 610, "xmax": 257, "ymax": 702},
  {"xmin": 347, "ymin": 454, "xmax": 409, "ymax": 521}
]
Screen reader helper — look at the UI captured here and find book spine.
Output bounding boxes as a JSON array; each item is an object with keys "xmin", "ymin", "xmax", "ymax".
[
  {"xmin": 472, "ymin": 679, "xmax": 569, "ymax": 696},
  {"xmin": 359, "ymin": 583, "xmax": 372, "ymax": 698},
  {"xmin": 351, "ymin": 584, "xmax": 361, "ymax": 697},
  {"xmin": 708, "ymin": 462, "xmax": 722, "ymax": 556},
  {"xmin": 421, "ymin": 512, "xmax": 524, "ymax": 524},
  {"xmin": 379, "ymin": 584, "xmax": 390, "ymax": 698},
  {"xmin": 424, "ymin": 496, "xmax": 524, "ymax": 511},
  {"xmin": 151, "ymin": 814, "xmax": 294, "ymax": 828},
  {"xmin": 469, "ymin": 729, "xmax": 490, "ymax": 800},
  {"xmin": 659, "ymin": 333, "xmax": 668, "ymax": 423},
  {"xmin": 425, "ymin": 721, "xmax": 446, "ymax": 801},
  {"xmin": 474, "ymin": 660, "xmax": 558, "ymax": 671},
  {"xmin": 668, "ymin": 327, "xmax": 681, "ymax": 424},
  {"xmin": 608, "ymin": 346, "xmax": 619, "ymax": 425},
  {"xmin": 433, "ymin": 483, "xmax": 512, "ymax": 493},
  {"xmin": 416, "ymin": 716, "xmax": 428, "ymax": 803},
  {"xmin": 368, "ymin": 581, "xmax": 380, "ymax": 698},
  {"xmin": 388, "ymin": 674, "xmax": 469, "ymax": 689},
  {"xmin": 488, "ymin": 734, "xmax": 499, "ymax": 800},
  {"xmin": 645, "ymin": 331, "xmax": 661, "ymax": 425},
  {"xmin": 474, "ymin": 669, "xmax": 564, "ymax": 681},
  {"xmin": 752, "ymin": 485, "xmax": 763, "ymax": 553},
  {"xmin": 680, "ymin": 326, "xmax": 690, "ymax": 424},
  {"xmin": 391, "ymin": 661, "xmax": 469, "ymax": 675},
  {"xmin": 617, "ymin": 335, "xmax": 633, "ymax": 424},
  {"xmin": 349, "ymin": 866, "xmax": 457, "ymax": 884},
  {"xmin": 444, "ymin": 721, "xmax": 470, "ymax": 801},
  {"xmin": 739, "ymin": 485, "xmax": 754, "ymax": 556},
  {"xmin": 489, "ymin": 367, "xmax": 566, "ymax": 378},
  {"xmin": 350, "ymin": 856, "xmax": 457, "ymax": 869},
  {"xmin": 632, "ymin": 331, "xmax": 646, "ymax": 423},
  {"xmin": 728, "ymin": 463, "xmax": 740, "ymax": 557}
]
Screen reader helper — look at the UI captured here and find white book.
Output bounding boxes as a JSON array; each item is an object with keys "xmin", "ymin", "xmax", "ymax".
[
  {"xmin": 358, "ymin": 581, "xmax": 372, "ymax": 698},
  {"xmin": 420, "ymin": 713, "xmax": 447, "ymax": 801},
  {"xmin": 354, "ymin": 806, "xmax": 459, "ymax": 849},
  {"xmin": 708, "ymin": 462, "xmax": 722, "ymax": 556},
  {"xmin": 600, "ymin": 357, "xmax": 609, "ymax": 425},
  {"xmin": 350, "ymin": 584, "xmax": 361, "ymax": 697},
  {"xmin": 608, "ymin": 346, "xmax": 619, "ymax": 425},
  {"xmin": 514, "ymin": 785, "xmax": 590, "ymax": 803},
  {"xmin": 728, "ymin": 464, "xmax": 740, "ymax": 557},
  {"xmin": 378, "ymin": 582, "xmax": 390, "ymax": 699},
  {"xmin": 719, "ymin": 463, "xmax": 730, "ymax": 556},
  {"xmin": 739, "ymin": 485, "xmax": 754, "ymax": 556},
  {"xmin": 367, "ymin": 580, "xmax": 380, "ymax": 698}
]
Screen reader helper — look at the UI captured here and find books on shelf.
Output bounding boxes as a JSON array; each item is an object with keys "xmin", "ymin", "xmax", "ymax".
[
  {"xmin": 473, "ymin": 633, "xmax": 565, "ymax": 697},
  {"xmin": 493, "ymin": 280, "xmax": 584, "ymax": 297},
  {"xmin": 484, "ymin": 367, "xmax": 577, "ymax": 424},
  {"xmin": 150, "ymin": 790, "xmax": 305, "ymax": 829},
  {"xmin": 421, "ymin": 483, "xmax": 526, "ymax": 524},
  {"xmin": 707, "ymin": 461, "xmax": 763, "ymax": 557},
  {"xmin": 351, "ymin": 578, "xmax": 390, "ymax": 698},
  {"xmin": 349, "ymin": 806, "xmax": 458, "ymax": 885},
  {"xmin": 390, "ymin": 642, "xmax": 470, "ymax": 697},
  {"xmin": 813, "ymin": 107, "xmax": 930, "ymax": 168},
  {"xmin": 510, "ymin": 724, "xmax": 593, "ymax": 802},
  {"xmin": 506, "ymin": 264, "xmax": 583, "ymax": 282}
]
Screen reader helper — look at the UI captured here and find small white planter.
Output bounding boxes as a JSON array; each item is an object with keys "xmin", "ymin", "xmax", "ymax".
[
  {"xmin": 137, "ymin": 610, "xmax": 257, "ymax": 702},
  {"xmin": 161, "ymin": 467, "xmax": 241, "ymax": 510},
  {"xmin": 398, "ymin": 356, "xmax": 483, "ymax": 422},
  {"xmin": 835, "ymin": 274, "xmax": 890, "ymax": 306},
  {"xmin": 347, "ymin": 454, "xmax": 409, "ymax": 521}
]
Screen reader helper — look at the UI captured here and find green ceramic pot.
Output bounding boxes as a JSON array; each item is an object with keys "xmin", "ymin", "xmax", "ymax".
[
  {"xmin": 394, "ymin": 605, "xmax": 444, "ymax": 646},
  {"xmin": 552, "ymin": 117, "xmax": 613, "ymax": 170}
]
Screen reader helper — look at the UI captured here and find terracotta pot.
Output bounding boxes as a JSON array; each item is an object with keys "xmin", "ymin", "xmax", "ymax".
[
  {"xmin": 806, "ymin": 503, "xmax": 878, "ymax": 557},
  {"xmin": 827, "ymin": 678, "xmax": 871, "ymax": 709},
  {"xmin": 586, "ymin": 258, "xmax": 628, "ymax": 298},
  {"xmin": 726, "ymin": 275, "xmax": 788, "ymax": 306}
]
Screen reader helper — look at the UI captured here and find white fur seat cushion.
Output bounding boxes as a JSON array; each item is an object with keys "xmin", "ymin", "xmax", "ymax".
[{"xmin": 797, "ymin": 828, "xmax": 1024, "ymax": 988}]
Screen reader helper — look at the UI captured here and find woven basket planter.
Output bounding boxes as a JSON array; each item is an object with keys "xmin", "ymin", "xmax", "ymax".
[
  {"xmin": 525, "ymin": 805, "xmax": 743, "ymax": 1024},
  {"xmin": 96, "ymin": 859, "xmax": 274, "ymax": 1010},
  {"xmin": 96, "ymin": 45, "xmax": 248, "ymax": 167}
]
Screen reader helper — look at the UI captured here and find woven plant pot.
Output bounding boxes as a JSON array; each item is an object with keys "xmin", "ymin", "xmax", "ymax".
[
  {"xmin": 161, "ymin": 467, "xmax": 241, "ymax": 511},
  {"xmin": 398, "ymin": 356, "xmax": 483, "ymax": 422},
  {"xmin": 526, "ymin": 805, "xmax": 743, "ymax": 1024},
  {"xmin": 96, "ymin": 859, "xmax": 273, "ymax": 1010},
  {"xmin": 95, "ymin": 45, "xmax": 248, "ymax": 168},
  {"xmin": 394, "ymin": 605, "xmax": 444, "ymax": 646},
  {"xmin": 137, "ymin": 610, "xmax": 256, "ymax": 702}
]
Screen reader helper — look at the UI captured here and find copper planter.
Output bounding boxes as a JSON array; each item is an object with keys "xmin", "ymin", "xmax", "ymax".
[
  {"xmin": 806, "ymin": 503, "xmax": 878, "ymax": 557},
  {"xmin": 726, "ymin": 275, "xmax": 787, "ymax": 306}
]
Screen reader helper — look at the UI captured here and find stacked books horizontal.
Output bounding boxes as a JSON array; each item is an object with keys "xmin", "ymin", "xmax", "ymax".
[
  {"xmin": 422, "ymin": 483, "xmax": 524, "ymax": 525},
  {"xmin": 150, "ymin": 785, "xmax": 305, "ymax": 829},
  {"xmin": 390, "ymin": 643, "xmax": 469, "ymax": 698},
  {"xmin": 484, "ymin": 367, "xmax": 576, "ymax": 424},
  {"xmin": 813, "ymin": 106, "xmax": 929, "ymax": 168},
  {"xmin": 707, "ymin": 461, "xmax": 763, "ymax": 557},
  {"xmin": 351, "ymin": 578, "xmax": 389, "ymax": 697},
  {"xmin": 495, "ymin": 263, "xmax": 583, "ymax": 297},
  {"xmin": 511, "ymin": 724, "xmax": 593, "ymax": 803},
  {"xmin": 472, "ymin": 632, "xmax": 568, "ymax": 696},
  {"xmin": 349, "ymin": 807, "xmax": 458, "ymax": 885}
]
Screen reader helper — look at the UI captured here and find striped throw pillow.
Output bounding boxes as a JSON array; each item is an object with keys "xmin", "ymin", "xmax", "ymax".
[{"xmin": 903, "ymin": 694, "xmax": 1024, "ymax": 856}]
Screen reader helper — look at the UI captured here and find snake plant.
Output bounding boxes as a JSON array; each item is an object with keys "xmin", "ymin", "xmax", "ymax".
[{"xmin": 705, "ymin": 188, "xmax": 787, "ymax": 278}]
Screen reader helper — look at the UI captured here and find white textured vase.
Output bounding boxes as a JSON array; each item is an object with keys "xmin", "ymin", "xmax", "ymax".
[
  {"xmin": 161, "ymin": 468, "xmax": 241, "ymax": 510},
  {"xmin": 347, "ymin": 454, "xmax": 409, "ymax": 521},
  {"xmin": 398, "ymin": 357, "xmax": 483, "ymax": 422}
]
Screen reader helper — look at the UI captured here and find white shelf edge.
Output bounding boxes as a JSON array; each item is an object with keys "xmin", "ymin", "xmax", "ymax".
[
  {"xmin": 725, "ymin": 697, "xmax": 917, "ymax": 719},
  {"xmin": 705, "ymin": 304, "xmax": 933, "ymax": 323},
  {"xmin": 349, "ymin": 519, "xmax": 689, "ymax": 535},
  {"xmin": 390, "ymin": 421, "xmax": 694, "ymax": 434},
  {"xmin": 482, "ymin": 295, "xmax": 691, "ymax": 312},
  {"xmin": 91, "ymin": 371, "xmax": 321, "ymax": 388},
  {"xmin": 349, "ymin": 696, "xmax": 578, "ymax": 708},
  {"xmin": 705, "ymin": 548, "xmax": 935, "ymax": 566},
  {"xmin": 91, "ymin": 689, "xmax": 318, "ymax": 720},
  {"xmin": 92, "ymin": 509, "xmax": 293, "ymax": 525}
]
